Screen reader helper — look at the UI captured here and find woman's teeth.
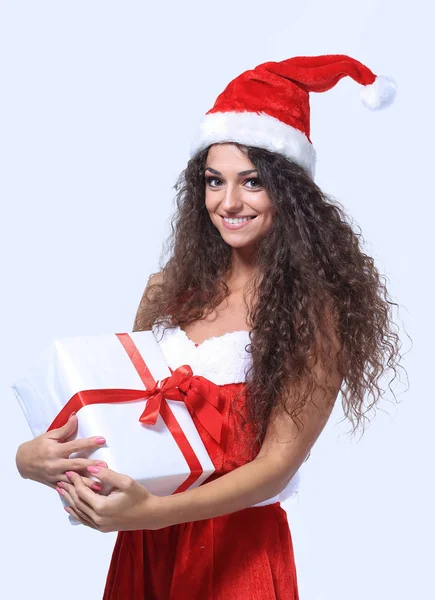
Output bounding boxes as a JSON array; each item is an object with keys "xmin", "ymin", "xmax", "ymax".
[{"xmin": 223, "ymin": 216, "xmax": 254, "ymax": 224}]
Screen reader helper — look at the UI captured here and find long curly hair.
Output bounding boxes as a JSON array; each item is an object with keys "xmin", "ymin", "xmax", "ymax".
[{"xmin": 134, "ymin": 143, "xmax": 405, "ymax": 455}]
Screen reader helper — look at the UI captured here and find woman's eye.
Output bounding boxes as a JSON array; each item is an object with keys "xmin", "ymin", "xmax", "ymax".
[
  {"xmin": 206, "ymin": 177, "xmax": 223, "ymax": 188},
  {"xmin": 245, "ymin": 178, "xmax": 261, "ymax": 189}
]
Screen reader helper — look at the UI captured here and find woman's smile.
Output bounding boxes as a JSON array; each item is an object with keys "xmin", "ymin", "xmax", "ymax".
[{"xmin": 221, "ymin": 215, "xmax": 257, "ymax": 229}]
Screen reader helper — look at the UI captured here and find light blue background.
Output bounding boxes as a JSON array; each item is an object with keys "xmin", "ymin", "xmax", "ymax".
[{"xmin": 1, "ymin": 1, "xmax": 432, "ymax": 598}]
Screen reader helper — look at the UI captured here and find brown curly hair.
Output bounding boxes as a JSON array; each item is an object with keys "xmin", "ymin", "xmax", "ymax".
[{"xmin": 133, "ymin": 143, "xmax": 405, "ymax": 454}]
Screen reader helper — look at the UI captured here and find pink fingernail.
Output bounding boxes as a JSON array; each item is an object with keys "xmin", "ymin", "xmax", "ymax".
[
  {"xmin": 56, "ymin": 487, "xmax": 65, "ymax": 496},
  {"xmin": 57, "ymin": 481, "xmax": 65, "ymax": 488},
  {"xmin": 96, "ymin": 461, "xmax": 107, "ymax": 467},
  {"xmin": 91, "ymin": 484, "xmax": 102, "ymax": 491},
  {"xmin": 64, "ymin": 506, "xmax": 70, "ymax": 513},
  {"xmin": 88, "ymin": 466, "xmax": 101, "ymax": 474},
  {"xmin": 65, "ymin": 471, "xmax": 73, "ymax": 479},
  {"xmin": 95, "ymin": 437, "xmax": 106, "ymax": 445}
]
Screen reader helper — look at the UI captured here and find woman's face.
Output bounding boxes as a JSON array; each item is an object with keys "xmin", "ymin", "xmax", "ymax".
[{"xmin": 205, "ymin": 144, "xmax": 275, "ymax": 250}]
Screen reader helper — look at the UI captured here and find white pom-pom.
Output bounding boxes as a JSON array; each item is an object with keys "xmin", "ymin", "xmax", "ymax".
[{"xmin": 360, "ymin": 75, "xmax": 397, "ymax": 110}]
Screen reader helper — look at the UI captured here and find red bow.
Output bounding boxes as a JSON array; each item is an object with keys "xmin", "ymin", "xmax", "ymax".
[{"xmin": 139, "ymin": 365, "xmax": 223, "ymax": 444}]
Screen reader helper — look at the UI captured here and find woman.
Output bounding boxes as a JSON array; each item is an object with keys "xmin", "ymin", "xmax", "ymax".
[{"xmin": 16, "ymin": 55, "xmax": 402, "ymax": 599}]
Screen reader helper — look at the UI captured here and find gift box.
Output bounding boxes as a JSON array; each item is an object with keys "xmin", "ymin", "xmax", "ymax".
[{"xmin": 12, "ymin": 331, "xmax": 219, "ymax": 512}]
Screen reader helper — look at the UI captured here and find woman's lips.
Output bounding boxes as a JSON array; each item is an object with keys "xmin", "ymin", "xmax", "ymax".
[{"xmin": 220, "ymin": 216, "xmax": 256, "ymax": 230}]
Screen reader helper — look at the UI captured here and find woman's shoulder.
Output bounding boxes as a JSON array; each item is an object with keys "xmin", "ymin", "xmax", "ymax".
[
  {"xmin": 133, "ymin": 272, "xmax": 164, "ymax": 331},
  {"xmin": 153, "ymin": 324, "xmax": 252, "ymax": 386}
]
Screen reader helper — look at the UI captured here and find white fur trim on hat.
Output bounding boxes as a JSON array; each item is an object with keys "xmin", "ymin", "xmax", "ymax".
[{"xmin": 190, "ymin": 111, "xmax": 317, "ymax": 178}]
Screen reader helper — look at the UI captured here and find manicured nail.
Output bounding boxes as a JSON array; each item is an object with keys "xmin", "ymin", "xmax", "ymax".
[
  {"xmin": 57, "ymin": 481, "xmax": 65, "ymax": 488},
  {"xmin": 65, "ymin": 471, "xmax": 73, "ymax": 479},
  {"xmin": 56, "ymin": 487, "xmax": 65, "ymax": 496},
  {"xmin": 95, "ymin": 437, "xmax": 106, "ymax": 445},
  {"xmin": 91, "ymin": 484, "xmax": 102, "ymax": 491},
  {"xmin": 64, "ymin": 506, "xmax": 70, "ymax": 513},
  {"xmin": 96, "ymin": 461, "xmax": 107, "ymax": 467},
  {"xmin": 87, "ymin": 466, "xmax": 101, "ymax": 474}
]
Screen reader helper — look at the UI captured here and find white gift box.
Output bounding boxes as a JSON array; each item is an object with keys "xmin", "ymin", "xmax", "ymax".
[{"xmin": 12, "ymin": 332, "xmax": 216, "ymax": 509}]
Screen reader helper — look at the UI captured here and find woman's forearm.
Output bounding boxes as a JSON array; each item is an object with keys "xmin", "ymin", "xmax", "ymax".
[{"xmin": 151, "ymin": 455, "xmax": 297, "ymax": 529}]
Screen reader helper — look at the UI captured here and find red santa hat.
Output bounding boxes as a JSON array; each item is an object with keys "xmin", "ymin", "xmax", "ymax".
[{"xmin": 190, "ymin": 54, "xmax": 396, "ymax": 178}]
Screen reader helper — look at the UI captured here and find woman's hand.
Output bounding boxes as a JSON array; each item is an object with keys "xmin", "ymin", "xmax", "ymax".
[
  {"xmin": 15, "ymin": 413, "xmax": 109, "ymax": 490},
  {"xmin": 60, "ymin": 467, "xmax": 160, "ymax": 532}
]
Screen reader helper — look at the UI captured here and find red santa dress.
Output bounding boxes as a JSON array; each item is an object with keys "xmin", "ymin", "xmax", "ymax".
[{"xmin": 103, "ymin": 326, "xmax": 300, "ymax": 600}]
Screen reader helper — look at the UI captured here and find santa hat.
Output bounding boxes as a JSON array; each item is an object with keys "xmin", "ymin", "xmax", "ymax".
[{"xmin": 190, "ymin": 54, "xmax": 396, "ymax": 178}]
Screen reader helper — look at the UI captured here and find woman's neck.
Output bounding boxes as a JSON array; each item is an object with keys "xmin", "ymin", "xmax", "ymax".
[{"xmin": 226, "ymin": 248, "xmax": 259, "ymax": 292}]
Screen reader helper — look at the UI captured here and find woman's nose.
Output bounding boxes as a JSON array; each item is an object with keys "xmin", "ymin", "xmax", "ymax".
[{"xmin": 221, "ymin": 186, "xmax": 243, "ymax": 212}]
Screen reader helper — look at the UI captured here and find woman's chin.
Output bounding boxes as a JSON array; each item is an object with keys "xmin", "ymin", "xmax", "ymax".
[{"xmin": 220, "ymin": 233, "xmax": 259, "ymax": 250}]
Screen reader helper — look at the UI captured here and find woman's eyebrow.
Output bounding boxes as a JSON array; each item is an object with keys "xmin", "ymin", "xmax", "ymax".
[{"xmin": 205, "ymin": 167, "xmax": 258, "ymax": 176}]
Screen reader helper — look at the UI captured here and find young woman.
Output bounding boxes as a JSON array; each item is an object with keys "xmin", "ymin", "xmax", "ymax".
[{"xmin": 16, "ymin": 55, "xmax": 402, "ymax": 599}]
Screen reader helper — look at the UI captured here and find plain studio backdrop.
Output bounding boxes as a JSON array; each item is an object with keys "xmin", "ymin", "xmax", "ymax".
[{"xmin": 1, "ymin": 1, "xmax": 433, "ymax": 598}]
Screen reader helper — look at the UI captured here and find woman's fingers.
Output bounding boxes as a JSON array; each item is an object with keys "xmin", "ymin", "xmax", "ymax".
[
  {"xmin": 81, "ymin": 475, "xmax": 104, "ymax": 492},
  {"xmin": 58, "ymin": 457, "xmax": 108, "ymax": 474},
  {"xmin": 64, "ymin": 505, "xmax": 97, "ymax": 529},
  {"xmin": 57, "ymin": 474, "xmax": 103, "ymax": 492},
  {"xmin": 51, "ymin": 461, "xmax": 107, "ymax": 486},
  {"xmin": 46, "ymin": 413, "xmax": 78, "ymax": 442},
  {"xmin": 61, "ymin": 436, "xmax": 107, "ymax": 457},
  {"xmin": 66, "ymin": 472, "xmax": 103, "ymax": 512},
  {"xmin": 58, "ymin": 478, "xmax": 97, "ymax": 522}
]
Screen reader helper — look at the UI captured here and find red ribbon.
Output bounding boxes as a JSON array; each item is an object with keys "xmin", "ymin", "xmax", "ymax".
[
  {"xmin": 138, "ymin": 364, "xmax": 223, "ymax": 444},
  {"xmin": 47, "ymin": 333, "xmax": 223, "ymax": 494}
]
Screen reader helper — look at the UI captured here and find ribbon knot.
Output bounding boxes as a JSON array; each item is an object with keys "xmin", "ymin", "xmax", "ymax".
[{"xmin": 139, "ymin": 365, "xmax": 223, "ymax": 444}]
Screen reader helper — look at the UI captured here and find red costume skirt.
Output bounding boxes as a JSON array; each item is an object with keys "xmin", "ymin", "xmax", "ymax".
[{"xmin": 103, "ymin": 503, "xmax": 299, "ymax": 599}]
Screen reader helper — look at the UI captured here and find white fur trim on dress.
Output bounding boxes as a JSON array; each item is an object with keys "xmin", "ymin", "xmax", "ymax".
[
  {"xmin": 153, "ymin": 324, "xmax": 252, "ymax": 386},
  {"xmin": 190, "ymin": 111, "xmax": 317, "ymax": 179}
]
